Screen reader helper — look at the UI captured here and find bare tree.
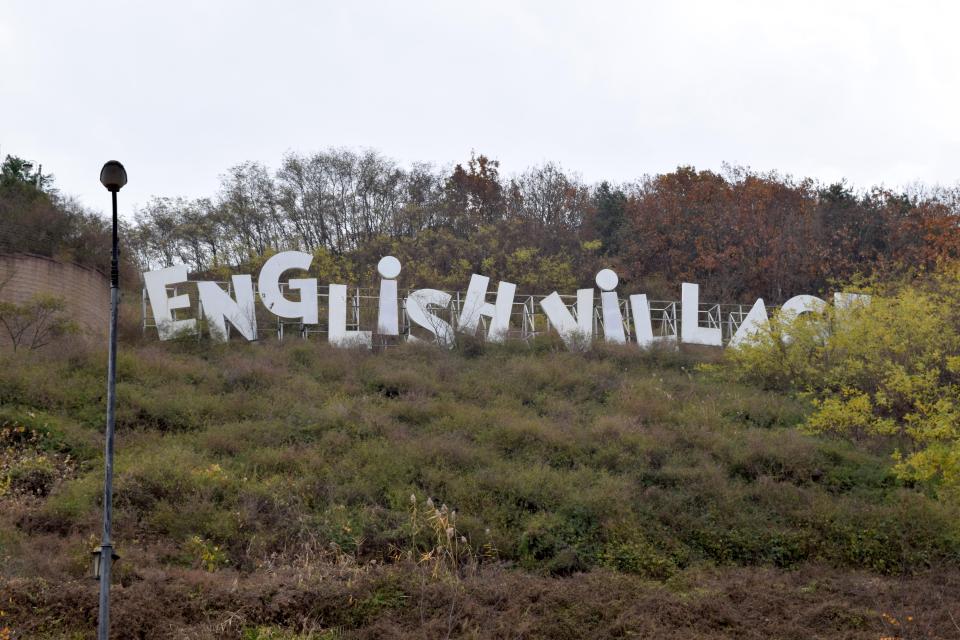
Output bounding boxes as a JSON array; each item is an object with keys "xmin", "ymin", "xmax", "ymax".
[
  {"xmin": 0, "ymin": 294, "xmax": 77, "ymax": 351},
  {"xmin": 513, "ymin": 162, "xmax": 588, "ymax": 228},
  {"xmin": 218, "ymin": 161, "xmax": 287, "ymax": 258}
]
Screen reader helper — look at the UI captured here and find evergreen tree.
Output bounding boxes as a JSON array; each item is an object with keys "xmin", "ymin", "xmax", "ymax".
[{"xmin": 592, "ymin": 181, "xmax": 626, "ymax": 255}]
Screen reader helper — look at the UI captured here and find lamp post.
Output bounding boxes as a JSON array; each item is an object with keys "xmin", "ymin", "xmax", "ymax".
[{"xmin": 97, "ymin": 160, "xmax": 127, "ymax": 640}]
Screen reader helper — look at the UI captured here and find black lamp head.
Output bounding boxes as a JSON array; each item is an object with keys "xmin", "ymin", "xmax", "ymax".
[{"xmin": 99, "ymin": 161, "xmax": 127, "ymax": 192}]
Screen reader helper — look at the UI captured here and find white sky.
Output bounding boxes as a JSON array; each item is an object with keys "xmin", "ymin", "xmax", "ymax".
[{"xmin": 1, "ymin": 0, "xmax": 958, "ymax": 217}]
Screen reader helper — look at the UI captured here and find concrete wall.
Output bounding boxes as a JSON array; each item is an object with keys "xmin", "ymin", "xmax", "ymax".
[{"xmin": 0, "ymin": 253, "xmax": 110, "ymax": 339}]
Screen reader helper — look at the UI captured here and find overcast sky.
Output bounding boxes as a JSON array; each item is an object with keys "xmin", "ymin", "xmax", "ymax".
[{"xmin": 2, "ymin": 1, "xmax": 958, "ymax": 217}]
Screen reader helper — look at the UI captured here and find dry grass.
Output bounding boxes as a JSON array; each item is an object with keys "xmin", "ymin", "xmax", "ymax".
[
  {"xmin": 1, "ymin": 337, "xmax": 959, "ymax": 637},
  {"xmin": 4, "ymin": 560, "xmax": 960, "ymax": 639}
]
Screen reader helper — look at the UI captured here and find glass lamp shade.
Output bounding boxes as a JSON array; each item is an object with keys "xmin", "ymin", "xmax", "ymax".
[{"xmin": 99, "ymin": 161, "xmax": 128, "ymax": 192}]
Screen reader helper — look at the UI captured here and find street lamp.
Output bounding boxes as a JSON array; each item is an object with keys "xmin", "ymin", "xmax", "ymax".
[{"xmin": 96, "ymin": 160, "xmax": 126, "ymax": 640}]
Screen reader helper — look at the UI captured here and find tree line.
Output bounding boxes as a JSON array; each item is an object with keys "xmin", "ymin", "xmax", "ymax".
[
  {"xmin": 132, "ymin": 150, "xmax": 592, "ymax": 277},
  {"xmin": 131, "ymin": 149, "xmax": 960, "ymax": 302},
  {"xmin": 0, "ymin": 155, "xmax": 118, "ymax": 276},
  {"xmin": 3, "ymin": 150, "xmax": 959, "ymax": 303}
]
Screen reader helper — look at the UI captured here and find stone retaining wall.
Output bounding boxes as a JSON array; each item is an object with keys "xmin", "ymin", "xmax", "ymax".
[{"xmin": 0, "ymin": 253, "xmax": 110, "ymax": 340}]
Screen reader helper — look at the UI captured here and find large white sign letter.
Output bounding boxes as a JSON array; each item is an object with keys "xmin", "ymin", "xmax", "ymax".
[
  {"xmin": 729, "ymin": 298, "xmax": 769, "ymax": 349},
  {"xmin": 457, "ymin": 275, "xmax": 517, "ymax": 342},
  {"xmin": 540, "ymin": 289, "xmax": 593, "ymax": 349},
  {"xmin": 406, "ymin": 289, "xmax": 454, "ymax": 347},
  {"xmin": 329, "ymin": 283, "xmax": 372, "ymax": 347},
  {"xmin": 257, "ymin": 251, "xmax": 318, "ymax": 324},
  {"xmin": 681, "ymin": 282, "xmax": 721, "ymax": 346},
  {"xmin": 597, "ymin": 269, "xmax": 626, "ymax": 344},
  {"xmin": 377, "ymin": 256, "xmax": 402, "ymax": 336},
  {"xmin": 144, "ymin": 265, "xmax": 197, "ymax": 340},
  {"xmin": 197, "ymin": 275, "xmax": 258, "ymax": 342}
]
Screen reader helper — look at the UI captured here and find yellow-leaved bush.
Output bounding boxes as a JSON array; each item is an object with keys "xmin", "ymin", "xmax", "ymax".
[{"xmin": 727, "ymin": 266, "xmax": 960, "ymax": 498}]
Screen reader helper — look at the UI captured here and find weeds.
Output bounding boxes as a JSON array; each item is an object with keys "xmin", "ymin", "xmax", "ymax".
[
  {"xmin": 1, "ymin": 340, "xmax": 959, "ymax": 636},
  {"xmin": 397, "ymin": 494, "xmax": 489, "ymax": 579},
  {"xmin": 186, "ymin": 534, "xmax": 230, "ymax": 572}
]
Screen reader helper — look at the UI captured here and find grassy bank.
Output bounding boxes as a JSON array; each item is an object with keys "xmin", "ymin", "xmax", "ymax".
[{"xmin": 1, "ymin": 339, "xmax": 958, "ymax": 638}]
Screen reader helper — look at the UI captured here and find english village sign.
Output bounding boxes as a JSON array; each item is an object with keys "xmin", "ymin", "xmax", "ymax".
[{"xmin": 142, "ymin": 251, "xmax": 867, "ymax": 350}]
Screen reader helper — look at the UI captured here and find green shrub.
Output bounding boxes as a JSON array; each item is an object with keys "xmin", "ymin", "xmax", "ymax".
[
  {"xmin": 3, "ymin": 338, "xmax": 958, "ymax": 579},
  {"xmin": 601, "ymin": 538, "xmax": 677, "ymax": 579},
  {"xmin": 6, "ymin": 455, "xmax": 57, "ymax": 496},
  {"xmin": 727, "ymin": 266, "xmax": 960, "ymax": 497},
  {"xmin": 185, "ymin": 534, "xmax": 230, "ymax": 571}
]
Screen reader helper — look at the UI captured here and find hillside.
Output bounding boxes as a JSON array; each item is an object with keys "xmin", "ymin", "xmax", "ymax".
[{"xmin": 2, "ymin": 339, "xmax": 959, "ymax": 638}]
